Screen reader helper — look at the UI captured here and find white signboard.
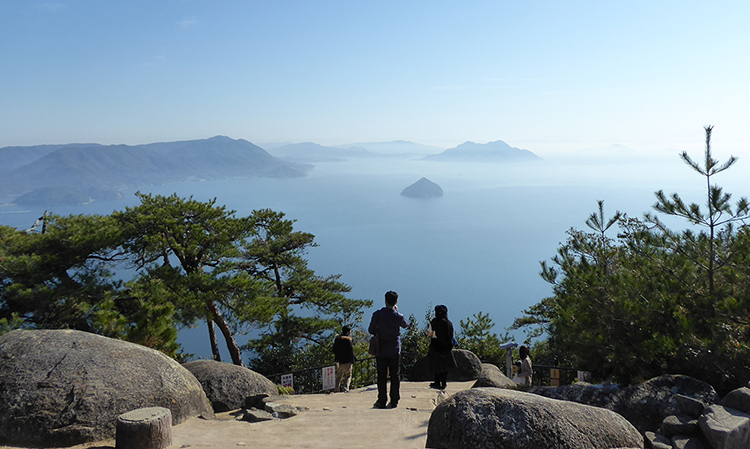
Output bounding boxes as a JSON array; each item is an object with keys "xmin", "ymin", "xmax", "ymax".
[
  {"xmin": 281, "ymin": 373, "xmax": 293, "ymax": 390},
  {"xmin": 322, "ymin": 365, "xmax": 336, "ymax": 391}
]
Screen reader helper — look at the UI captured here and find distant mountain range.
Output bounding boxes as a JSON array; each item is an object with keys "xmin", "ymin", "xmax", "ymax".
[
  {"xmin": 266, "ymin": 142, "xmax": 380, "ymax": 163},
  {"xmin": 334, "ymin": 140, "xmax": 444, "ymax": 155},
  {"xmin": 265, "ymin": 139, "xmax": 542, "ymax": 162},
  {"xmin": 0, "ymin": 136, "xmax": 310, "ymax": 206},
  {"xmin": 261, "ymin": 140, "xmax": 444, "ymax": 160},
  {"xmin": 0, "ymin": 136, "xmax": 541, "ymax": 206},
  {"xmin": 422, "ymin": 140, "xmax": 541, "ymax": 162}
]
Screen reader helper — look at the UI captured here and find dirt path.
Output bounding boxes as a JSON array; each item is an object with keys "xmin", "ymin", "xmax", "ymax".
[{"xmin": 1, "ymin": 381, "xmax": 473, "ymax": 449}]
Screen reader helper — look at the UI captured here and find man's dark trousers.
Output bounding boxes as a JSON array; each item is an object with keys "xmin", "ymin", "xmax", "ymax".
[{"xmin": 376, "ymin": 354, "xmax": 401, "ymax": 406}]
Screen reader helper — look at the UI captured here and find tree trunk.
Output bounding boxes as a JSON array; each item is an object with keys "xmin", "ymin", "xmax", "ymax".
[
  {"xmin": 207, "ymin": 319, "xmax": 221, "ymax": 362},
  {"xmin": 116, "ymin": 407, "xmax": 172, "ymax": 449},
  {"xmin": 208, "ymin": 300, "xmax": 246, "ymax": 366}
]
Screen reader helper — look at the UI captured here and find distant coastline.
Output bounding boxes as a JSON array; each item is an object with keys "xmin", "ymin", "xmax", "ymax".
[{"xmin": 1, "ymin": 137, "xmax": 541, "ymax": 206}]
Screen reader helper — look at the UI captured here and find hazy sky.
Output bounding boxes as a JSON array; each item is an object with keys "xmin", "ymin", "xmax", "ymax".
[{"xmin": 2, "ymin": 1, "xmax": 749, "ymax": 155}]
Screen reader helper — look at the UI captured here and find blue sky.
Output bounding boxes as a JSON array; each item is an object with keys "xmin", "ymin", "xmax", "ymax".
[{"xmin": 2, "ymin": 1, "xmax": 749, "ymax": 156}]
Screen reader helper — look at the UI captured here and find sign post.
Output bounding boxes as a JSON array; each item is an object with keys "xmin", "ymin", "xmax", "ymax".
[
  {"xmin": 550, "ymin": 368, "xmax": 560, "ymax": 387},
  {"xmin": 281, "ymin": 373, "xmax": 293, "ymax": 391},
  {"xmin": 499, "ymin": 343, "xmax": 518, "ymax": 379},
  {"xmin": 322, "ymin": 365, "xmax": 336, "ymax": 391}
]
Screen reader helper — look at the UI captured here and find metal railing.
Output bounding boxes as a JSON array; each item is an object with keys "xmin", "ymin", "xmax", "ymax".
[
  {"xmin": 265, "ymin": 352, "xmax": 419, "ymax": 394},
  {"xmin": 531, "ymin": 364, "xmax": 581, "ymax": 387},
  {"xmin": 265, "ymin": 354, "xmax": 581, "ymax": 394}
]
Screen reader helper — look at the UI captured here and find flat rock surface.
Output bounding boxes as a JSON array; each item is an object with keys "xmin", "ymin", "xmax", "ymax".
[{"xmin": 0, "ymin": 381, "xmax": 475, "ymax": 449}]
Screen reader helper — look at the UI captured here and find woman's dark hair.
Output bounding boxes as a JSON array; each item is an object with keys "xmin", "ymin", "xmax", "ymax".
[
  {"xmin": 434, "ymin": 305, "xmax": 448, "ymax": 319},
  {"xmin": 519, "ymin": 345, "xmax": 530, "ymax": 359}
]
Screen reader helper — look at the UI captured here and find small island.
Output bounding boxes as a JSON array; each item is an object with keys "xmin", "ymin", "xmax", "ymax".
[{"xmin": 400, "ymin": 177, "xmax": 443, "ymax": 198}]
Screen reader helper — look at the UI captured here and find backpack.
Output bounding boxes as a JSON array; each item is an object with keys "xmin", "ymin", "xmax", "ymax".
[{"xmin": 368, "ymin": 334, "xmax": 379, "ymax": 356}]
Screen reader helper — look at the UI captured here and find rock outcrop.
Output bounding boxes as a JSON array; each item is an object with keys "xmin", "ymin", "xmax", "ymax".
[
  {"xmin": 640, "ymin": 387, "xmax": 750, "ymax": 449},
  {"xmin": 618, "ymin": 375, "xmax": 718, "ymax": 434},
  {"xmin": 400, "ymin": 177, "xmax": 443, "ymax": 198},
  {"xmin": 527, "ymin": 375, "xmax": 750, "ymax": 449},
  {"xmin": 719, "ymin": 387, "xmax": 750, "ymax": 414},
  {"xmin": 0, "ymin": 329, "xmax": 213, "ymax": 447},
  {"xmin": 531, "ymin": 375, "xmax": 719, "ymax": 433},
  {"xmin": 471, "ymin": 363, "xmax": 516, "ymax": 388},
  {"xmin": 410, "ymin": 349, "xmax": 481, "ymax": 382},
  {"xmin": 183, "ymin": 360, "xmax": 277, "ymax": 412},
  {"xmin": 426, "ymin": 387, "xmax": 644, "ymax": 449},
  {"xmin": 698, "ymin": 403, "xmax": 750, "ymax": 449},
  {"xmin": 241, "ymin": 400, "xmax": 309, "ymax": 423}
]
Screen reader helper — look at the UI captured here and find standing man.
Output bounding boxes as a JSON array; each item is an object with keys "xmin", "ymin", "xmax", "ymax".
[
  {"xmin": 333, "ymin": 325, "xmax": 356, "ymax": 392},
  {"xmin": 369, "ymin": 290, "xmax": 409, "ymax": 409}
]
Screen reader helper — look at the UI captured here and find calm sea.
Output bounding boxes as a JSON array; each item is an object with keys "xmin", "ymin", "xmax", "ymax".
[{"xmin": 3, "ymin": 154, "xmax": 737, "ymax": 361}]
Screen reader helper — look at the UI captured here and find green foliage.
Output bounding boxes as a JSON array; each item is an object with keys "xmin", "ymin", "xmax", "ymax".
[
  {"xmin": 586, "ymin": 199, "xmax": 622, "ymax": 237},
  {"xmin": 649, "ymin": 125, "xmax": 750, "ymax": 297},
  {"xmin": 243, "ymin": 209, "xmax": 372, "ymax": 374},
  {"xmin": 513, "ymin": 127, "xmax": 750, "ymax": 394},
  {"xmin": 0, "ymin": 215, "xmax": 124, "ymax": 331},
  {"xmin": 525, "ymin": 339, "xmax": 563, "ymax": 368},
  {"xmin": 0, "ymin": 214, "xmax": 181, "ymax": 354},
  {"xmin": 247, "ymin": 316, "xmax": 334, "ymax": 374},
  {"xmin": 400, "ymin": 306, "xmax": 513, "ymax": 366},
  {"xmin": 1, "ymin": 193, "xmax": 371, "ymax": 368},
  {"xmin": 397, "ymin": 304, "xmax": 513, "ymax": 371},
  {"xmin": 115, "ymin": 193, "xmax": 277, "ymax": 365},
  {"xmin": 0, "ymin": 313, "xmax": 24, "ymax": 335},
  {"xmin": 276, "ymin": 385, "xmax": 295, "ymax": 395},
  {"xmin": 457, "ymin": 311, "xmax": 512, "ymax": 364},
  {"xmin": 396, "ymin": 311, "xmax": 431, "ymax": 379},
  {"xmin": 401, "ymin": 312, "xmax": 431, "ymax": 358}
]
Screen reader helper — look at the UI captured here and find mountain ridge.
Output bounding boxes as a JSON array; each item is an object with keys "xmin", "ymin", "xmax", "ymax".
[
  {"xmin": 0, "ymin": 136, "xmax": 542, "ymax": 206},
  {"xmin": 266, "ymin": 142, "xmax": 379, "ymax": 163},
  {"xmin": 422, "ymin": 140, "xmax": 541, "ymax": 162},
  {"xmin": 0, "ymin": 137, "xmax": 310, "ymax": 206}
]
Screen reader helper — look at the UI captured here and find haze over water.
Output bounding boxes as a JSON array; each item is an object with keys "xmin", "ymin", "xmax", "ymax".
[{"xmin": 4, "ymin": 147, "xmax": 741, "ymax": 362}]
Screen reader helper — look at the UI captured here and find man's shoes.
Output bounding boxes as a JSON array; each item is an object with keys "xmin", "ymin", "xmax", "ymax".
[
  {"xmin": 387, "ymin": 402, "xmax": 398, "ymax": 408},
  {"xmin": 373, "ymin": 401, "xmax": 386, "ymax": 409},
  {"xmin": 429, "ymin": 382, "xmax": 442, "ymax": 389}
]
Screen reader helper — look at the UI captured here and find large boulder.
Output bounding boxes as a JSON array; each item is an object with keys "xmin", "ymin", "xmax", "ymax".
[
  {"xmin": 183, "ymin": 360, "xmax": 277, "ymax": 412},
  {"xmin": 0, "ymin": 329, "xmax": 213, "ymax": 447},
  {"xmin": 472, "ymin": 363, "xmax": 516, "ymax": 388},
  {"xmin": 699, "ymin": 404, "xmax": 750, "ymax": 449},
  {"xmin": 615, "ymin": 375, "xmax": 718, "ymax": 434},
  {"xmin": 532, "ymin": 374, "xmax": 719, "ymax": 433},
  {"xmin": 720, "ymin": 387, "xmax": 750, "ymax": 415},
  {"xmin": 641, "ymin": 386, "xmax": 750, "ymax": 449},
  {"xmin": 410, "ymin": 349, "xmax": 481, "ymax": 382},
  {"xmin": 530, "ymin": 382, "xmax": 622, "ymax": 409},
  {"xmin": 426, "ymin": 387, "xmax": 644, "ymax": 449}
]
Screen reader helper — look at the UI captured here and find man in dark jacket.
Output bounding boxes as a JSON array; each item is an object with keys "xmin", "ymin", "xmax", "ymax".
[
  {"xmin": 368, "ymin": 290, "xmax": 409, "ymax": 409},
  {"xmin": 333, "ymin": 325, "xmax": 356, "ymax": 392}
]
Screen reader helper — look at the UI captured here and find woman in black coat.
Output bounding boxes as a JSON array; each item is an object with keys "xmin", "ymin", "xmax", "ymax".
[{"xmin": 428, "ymin": 304, "xmax": 457, "ymax": 389}]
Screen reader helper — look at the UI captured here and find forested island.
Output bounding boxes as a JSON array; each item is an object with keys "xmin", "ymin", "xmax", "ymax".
[{"xmin": 0, "ymin": 136, "xmax": 311, "ymax": 206}]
